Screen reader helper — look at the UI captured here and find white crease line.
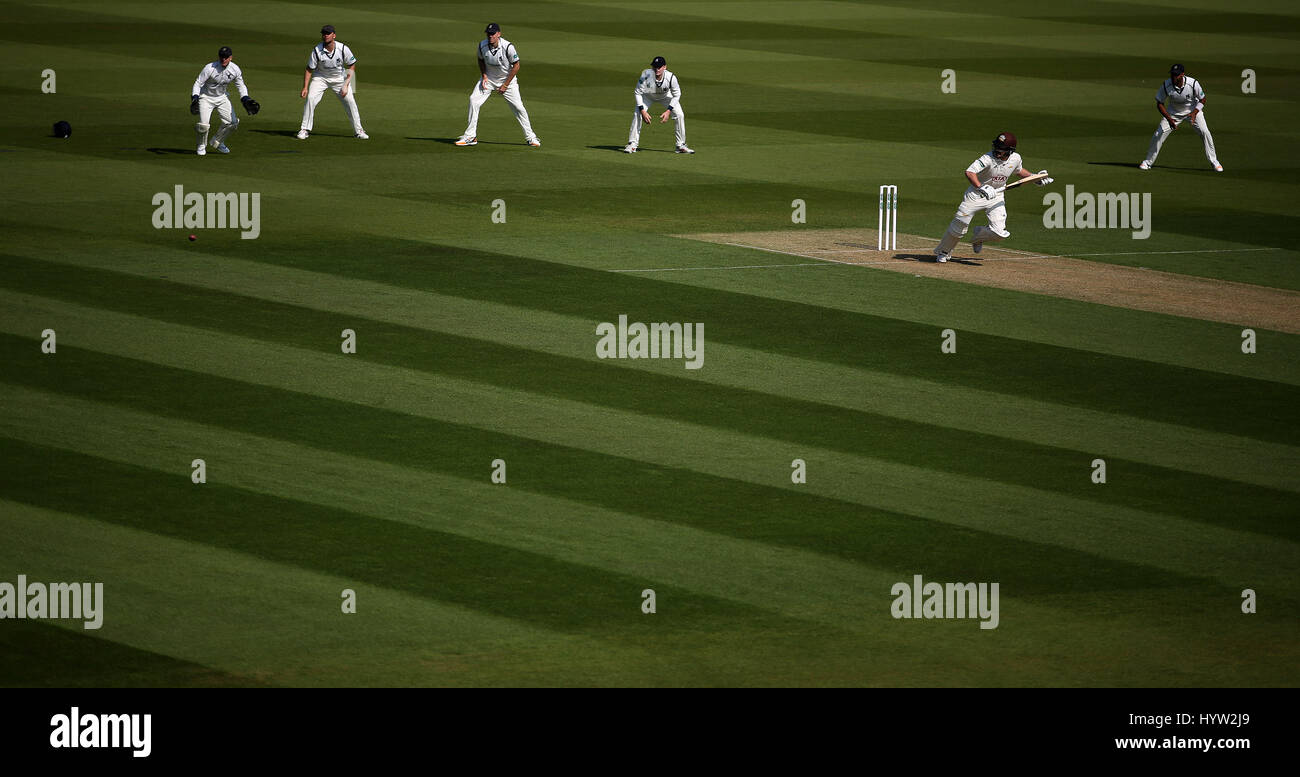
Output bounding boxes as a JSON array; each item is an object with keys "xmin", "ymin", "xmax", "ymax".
[
  {"xmin": 610, "ymin": 261, "xmax": 833, "ymax": 273},
  {"xmin": 1064, "ymin": 248, "xmax": 1283, "ymax": 258}
]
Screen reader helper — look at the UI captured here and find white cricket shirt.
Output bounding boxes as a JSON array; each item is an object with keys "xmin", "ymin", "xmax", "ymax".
[
  {"xmin": 966, "ymin": 152, "xmax": 1023, "ymax": 192},
  {"xmin": 478, "ymin": 37, "xmax": 520, "ymax": 84},
  {"xmin": 192, "ymin": 61, "xmax": 248, "ymax": 99},
  {"xmin": 308, "ymin": 41, "xmax": 357, "ymax": 78},
  {"xmin": 1155, "ymin": 76, "xmax": 1205, "ymax": 119}
]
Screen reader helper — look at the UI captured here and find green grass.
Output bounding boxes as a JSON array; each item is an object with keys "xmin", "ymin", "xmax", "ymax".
[{"xmin": 0, "ymin": 0, "xmax": 1296, "ymax": 687}]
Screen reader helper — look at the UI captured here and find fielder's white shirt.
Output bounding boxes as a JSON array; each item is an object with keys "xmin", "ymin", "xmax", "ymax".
[
  {"xmin": 1155, "ymin": 76, "xmax": 1205, "ymax": 119},
  {"xmin": 635, "ymin": 68, "xmax": 681, "ymax": 109},
  {"xmin": 308, "ymin": 42, "xmax": 357, "ymax": 79},
  {"xmin": 478, "ymin": 37, "xmax": 519, "ymax": 84},
  {"xmin": 965, "ymin": 152, "xmax": 1023, "ymax": 194},
  {"xmin": 192, "ymin": 61, "xmax": 248, "ymax": 99}
]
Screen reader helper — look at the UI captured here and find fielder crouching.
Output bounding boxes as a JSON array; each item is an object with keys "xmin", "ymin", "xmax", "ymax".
[
  {"xmin": 190, "ymin": 46, "xmax": 259, "ymax": 156},
  {"xmin": 932, "ymin": 132, "xmax": 1050, "ymax": 263},
  {"xmin": 626, "ymin": 56, "xmax": 693, "ymax": 154}
]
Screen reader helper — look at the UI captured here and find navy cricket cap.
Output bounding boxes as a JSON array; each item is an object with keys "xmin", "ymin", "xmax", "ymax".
[
  {"xmin": 321, "ymin": 25, "xmax": 336, "ymax": 35},
  {"xmin": 1170, "ymin": 63, "xmax": 1185, "ymax": 76},
  {"xmin": 485, "ymin": 22, "xmax": 501, "ymax": 34},
  {"xmin": 218, "ymin": 46, "xmax": 233, "ymax": 59},
  {"xmin": 651, "ymin": 56, "xmax": 666, "ymax": 68}
]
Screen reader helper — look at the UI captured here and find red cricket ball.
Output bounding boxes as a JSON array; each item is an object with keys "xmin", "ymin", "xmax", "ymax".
[{"xmin": 188, "ymin": 234, "xmax": 197, "ymax": 242}]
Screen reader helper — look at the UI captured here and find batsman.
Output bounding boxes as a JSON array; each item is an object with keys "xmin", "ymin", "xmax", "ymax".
[{"xmin": 932, "ymin": 132, "xmax": 1052, "ymax": 263}]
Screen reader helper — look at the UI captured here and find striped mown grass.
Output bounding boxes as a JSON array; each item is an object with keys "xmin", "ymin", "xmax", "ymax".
[{"xmin": 1, "ymin": 0, "xmax": 1296, "ymax": 686}]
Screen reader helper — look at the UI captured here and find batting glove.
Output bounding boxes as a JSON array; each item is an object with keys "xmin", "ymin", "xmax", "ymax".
[
  {"xmin": 1035, "ymin": 169, "xmax": 1054, "ymax": 186},
  {"xmin": 190, "ymin": 95, "xmax": 200, "ymax": 115},
  {"xmin": 979, "ymin": 184, "xmax": 998, "ymax": 199},
  {"xmin": 241, "ymin": 96, "xmax": 260, "ymax": 115}
]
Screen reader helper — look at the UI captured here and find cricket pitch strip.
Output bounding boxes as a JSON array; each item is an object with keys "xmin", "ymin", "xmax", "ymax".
[{"xmin": 680, "ymin": 228, "xmax": 1298, "ymax": 334}]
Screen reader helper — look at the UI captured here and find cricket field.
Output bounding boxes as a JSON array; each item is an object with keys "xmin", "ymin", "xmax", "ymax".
[{"xmin": 1, "ymin": 0, "xmax": 1297, "ymax": 687}]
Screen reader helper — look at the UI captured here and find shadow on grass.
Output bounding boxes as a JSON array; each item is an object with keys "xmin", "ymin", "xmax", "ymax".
[
  {"xmin": 588, "ymin": 144, "xmax": 675, "ymax": 153},
  {"xmin": 1088, "ymin": 160, "xmax": 1209, "ymax": 171},
  {"xmin": 251, "ymin": 129, "xmax": 306, "ymax": 138},
  {"xmin": 406, "ymin": 137, "xmax": 536, "ymax": 147}
]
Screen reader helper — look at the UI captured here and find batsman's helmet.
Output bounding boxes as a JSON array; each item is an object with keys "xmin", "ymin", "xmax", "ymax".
[
  {"xmin": 651, "ymin": 56, "xmax": 666, "ymax": 68},
  {"xmin": 218, "ymin": 46, "xmax": 233, "ymax": 60},
  {"xmin": 992, "ymin": 131, "xmax": 1017, "ymax": 160}
]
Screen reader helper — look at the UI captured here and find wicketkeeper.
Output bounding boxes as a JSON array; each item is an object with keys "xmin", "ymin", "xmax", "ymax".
[{"xmin": 190, "ymin": 46, "xmax": 259, "ymax": 156}]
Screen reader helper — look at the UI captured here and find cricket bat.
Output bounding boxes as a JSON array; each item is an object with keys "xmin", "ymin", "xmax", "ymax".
[{"xmin": 1003, "ymin": 172, "xmax": 1051, "ymax": 190}]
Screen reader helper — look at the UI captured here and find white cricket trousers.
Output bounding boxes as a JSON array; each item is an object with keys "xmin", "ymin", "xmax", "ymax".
[
  {"xmin": 628, "ymin": 101, "xmax": 686, "ymax": 148},
  {"xmin": 464, "ymin": 80, "xmax": 537, "ymax": 142},
  {"xmin": 301, "ymin": 76, "xmax": 364, "ymax": 134},
  {"xmin": 934, "ymin": 192, "xmax": 1009, "ymax": 256},
  {"xmin": 1144, "ymin": 113, "xmax": 1218, "ymax": 166},
  {"xmin": 196, "ymin": 95, "xmax": 238, "ymax": 147}
]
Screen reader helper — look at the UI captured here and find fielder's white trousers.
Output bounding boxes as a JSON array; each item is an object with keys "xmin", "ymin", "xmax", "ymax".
[
  {"xmin": 464, "ymin": 80, "xmax": 537, "ymax": 142},
  {"xmin": 1144, "ymin": 113, "xmax": 1218, "ymax": 166},
  {"xmin": 935, "ymin": 192, "xmax": 1009, "ymax": 256},
  {"xmin": 628, "ymin": 100, "xmax": 686, "ymax": 148},
  {"xmin": 196, "ymin": 95, "xmax": 238, "ymax": 147},
  {"xmin": 302, "ymin": 76, "xmax": 364, "ymax": 134}
]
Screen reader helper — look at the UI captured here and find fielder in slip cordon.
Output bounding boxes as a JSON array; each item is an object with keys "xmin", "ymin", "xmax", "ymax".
[
  {"xmin": 1139, "ymin": 63, "xmax": 1221, "ymax": 172},
  {"xmin": 455, "ymin": 23, "xmax": 540, "ymax": 147},
  {"xmin": 625, "ymin": 56, "xmax": 693, "ymax": 154},
  {"xmin": 298, "ymin": 25, "xmax": 368, "ymax": 140},
  {"xmin": 932, "ymin": 133, "xmax": 1052, "ymax": 263}
]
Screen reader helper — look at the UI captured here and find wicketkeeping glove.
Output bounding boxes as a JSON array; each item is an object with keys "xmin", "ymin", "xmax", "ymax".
[
  {"xmin": 190, "ymin": 95, "xmax": 200, "ymax": 115},
  {"xmin": 241, "ymin": 96, "xmax": 260, "ymax": 115}
]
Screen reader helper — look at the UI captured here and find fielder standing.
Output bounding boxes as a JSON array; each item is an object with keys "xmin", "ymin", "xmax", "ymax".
[
  {"xmin": 1139, "ymin": 63, "xmax": 1221, "ymax": 171},
  {"xmin": 298, "ymin": 25, "xmax": 368, "ymax": 140},
  {"xmin": 190, "ymin": 46, "xmax": 259, "ymax": 156},
  {"xmin": 455, "ymin": 23, "xmax": 540, "ymax": 147},
  {"xmin": 625, "ymin": 56, "xmax": 693, "ymax": 154},
  {"xmin": 932, "ymin": 132, "xmax": 1052, "ymax": 263}
]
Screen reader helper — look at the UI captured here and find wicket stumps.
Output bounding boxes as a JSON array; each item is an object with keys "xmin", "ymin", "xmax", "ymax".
[{"xmin": 878, "ymin": 184, "xmax": 898, "ymax": 251}]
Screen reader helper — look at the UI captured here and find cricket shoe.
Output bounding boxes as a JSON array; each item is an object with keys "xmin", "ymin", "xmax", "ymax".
[
  {"xmin": 356, "ymin": 131, "xmax": 370, "ymax": 140},
  {"xmin": 1138, "ymin": 160, "xmax": 1151, "ymax": 170},
  {"xmin": 196, "ymin": 144, "xmax": 206, "ymax": 156},
  {"xmin": 454, "ymin": 136, "xmax": 477, "ymax": 146},
  {"xmin": 527, "ymin": 138, "xmax": 542, "ymax": 147},
  {"xmin": 210, "ymin": 141, "xmax": 230, "ymax": 154},
  {"xmin": 1214, "ymin": 163, "xmax": 1224, "ymax": 172},
  {"xmin": 296, "ymin": 130, "xmax": 309, "ymax": 140},
  {"xmin": 624, "ymin": 143, "xmax": 637, "ymax": 154},
  {"xmin": 675, "ymin": 145, "xmax": 695, "ymax": 154},
  {"xmin": 935, "ymin": 252, "xmax": 950, "ymax": 263}
]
